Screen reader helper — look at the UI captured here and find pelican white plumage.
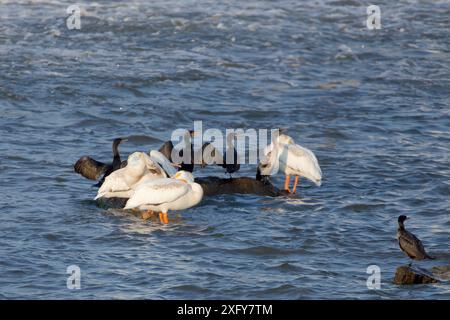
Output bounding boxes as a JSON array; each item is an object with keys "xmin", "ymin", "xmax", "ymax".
[
  {"xmin": 257, "ymin": 133, "xmax": 322, "ymax": 193},
  {"xmin": 94, "ymin": 152, "xmax": 167, "ymax": 200},
  {"xmin": 124, "ymin": 171, "xmax": 203, "ymax": 224}
]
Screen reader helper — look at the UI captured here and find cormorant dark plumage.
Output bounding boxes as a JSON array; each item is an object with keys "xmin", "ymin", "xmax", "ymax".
[
  {"xmin": 158, "ymin": 140, "xmax": 174, "ymax": 163},
  {"xmin": 256, "ymin": 167, "xmax": 269, "ymax": 183},
  {"xmin": 256, "ymin": 149, "xmax": 273, "ymax": 183},
  {"xmin": 220, "ymin": 133, "xmax": 240, "ymax": 178},
  {"xmin": 158, "ymin": 130, "xmax": 196, "ymax": 172},
  {"xmin": 74, "ymin": 138, "xmax": 126, "ymax": 186},
  {"xmin": 200, "ymin": 141, "xmax": 219, "ymax": 167},
  {"xmin": 200, "ymin": 139, "xmax": 240, "ymax": 178},
  {"xmin": 397, "ymin": 215, "xmax": 434, "ymax": 261}
]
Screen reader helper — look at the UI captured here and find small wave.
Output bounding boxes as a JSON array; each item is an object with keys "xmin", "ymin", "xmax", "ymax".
[
  {"xmin": 342, "ymin": 203, "xmax": 386, "ymax": 212},
  {"xmin": 0, "ymin": 86, "xmax": 29, "ymax": 102},
  {"xmin": 317, "ymin": 79, "xmax": 360, "ymax": 90},
  {"xmin": 230, "ymin": 246, "xmax": 299, "ymax": 256},
  {"xmin": 270, "ymin": 262, "xmax": 306, "ymax": 273},
  {"xmin": 126, "ymin": 135, "xmax": 161, "ymax": 144},
  {"xmin": 169, "ymin": 284, "xmax": 212, "ymax": 294},
  {"xmin": 113, "ymin": 82, "xmax": 145, "ymax": 97}
]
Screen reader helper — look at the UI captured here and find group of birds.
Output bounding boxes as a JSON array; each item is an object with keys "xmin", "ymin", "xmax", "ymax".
[
  {"xmin": 74, "ymin": 130, "xmax": 437, "ymax": 264},
  {"xmin": 74, "ymin": 130, "xmax": 323, "ymax": 223}
]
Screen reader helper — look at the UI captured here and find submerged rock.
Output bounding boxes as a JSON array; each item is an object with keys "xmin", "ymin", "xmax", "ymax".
[
  {"xmin": 95, "ymin": 176, "xmax": 287, "ymax": 210},
  {"xmin": 96, "ymin": 197, "xmax": 128, "ymax": 210},
  {"xmin": 431, "ymin": 265, "xmax": 450, "ymax": 281},
  {"xmin": 393, "ymin": 265, "xmax": 439, "ymax": 285},
  {"xmin": 196, "ymin": 176, "xmax": 283, "ymax": 197}
]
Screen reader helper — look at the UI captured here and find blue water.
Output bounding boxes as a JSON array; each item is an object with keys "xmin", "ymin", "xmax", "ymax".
[{"xmin": 0, "ymin": 0, "xmax": 449, "ymax": 299}]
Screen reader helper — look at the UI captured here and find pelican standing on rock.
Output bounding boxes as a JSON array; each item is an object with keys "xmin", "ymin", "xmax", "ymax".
[
  {"xmin": 257, "ymin": 133, "xmax": 322, "ymax": 193},
  {"xmin": 124, "ymin": 171, "xmax": 204, "ymax": 224},
  {"xmin": 397, "ymin": 215, "xmax": 435, "ymax": 263},
  {"xmin": 74, "ymin": 137, "xmax": 127, "ymax": 187}
]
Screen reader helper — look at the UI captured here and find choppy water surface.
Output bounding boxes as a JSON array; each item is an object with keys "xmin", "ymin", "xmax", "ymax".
[{"xmin": 1, "ymin": 0, "xmax": 449, "ymax": 299}]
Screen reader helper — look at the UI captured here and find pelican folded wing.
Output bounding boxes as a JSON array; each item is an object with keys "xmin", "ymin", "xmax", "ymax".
[
  {"xmin": 124, "ymin": 179, "xmax": 190, "ymax": 210},
  {"xmin": 281, "ymin": 144, "xmax": 322, "ymax": 185}
]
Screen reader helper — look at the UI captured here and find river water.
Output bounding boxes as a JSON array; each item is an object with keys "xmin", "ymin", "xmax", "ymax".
[{"xmin": 0, "ymin": 0, "xmax": 449, "ymax": 299}]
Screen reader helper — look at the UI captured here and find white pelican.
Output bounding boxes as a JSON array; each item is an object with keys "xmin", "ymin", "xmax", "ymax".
[
  {"xmin": 94, "ymin": 152, "xmax": 167, "ymax": 200},
  {"xmin": 257, "ymin": 134, "xmax": 322, "ymax": 193},
  {"xmin": 123, "ymin": 171, "xmax": 204, "ymax": 224}
]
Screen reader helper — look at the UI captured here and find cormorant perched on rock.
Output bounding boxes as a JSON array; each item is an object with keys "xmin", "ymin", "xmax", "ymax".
[
  {"xmin": 158, "ymin": 130, "xmax": 196, "ymax": 172},
  {"xmin": 256, "ymin": 167, "xmax": 270, "ymax": 183},
  {"xmin": 220, "ymin": 133, "xmax": 240, "ymax": 178},
  {"xmin": 200, "ymin": 136, "xmax": 240, "ymax": 178},
  {"xmin": 74, "ymin": 138, "xmax": 127, "ymax": 187},
  {"xmin": 397, "ymin": 215, "xmax": 435, "ymax": 262}
]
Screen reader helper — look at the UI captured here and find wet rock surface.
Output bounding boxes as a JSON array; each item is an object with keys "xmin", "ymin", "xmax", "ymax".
[
  {"xmin": 393, "ymin": 265, "xmax": 442, "ymax": 285},
  {"xmin": 95, "ymin": 176, "xmax": 287, "ymax": 210}
]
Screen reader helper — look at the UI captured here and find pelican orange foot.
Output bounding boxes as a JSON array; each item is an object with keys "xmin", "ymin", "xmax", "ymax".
[
  {"xmin": 291, "ymin": 176, "xmax": 299, "ymax": 194},
  {"xmin": 284, "ymin": 175, "xmax": 291, "ymax": 193},
  {"xmin": 159, "ymin": 212, "xmax": 169, "ymax": 224},
  {"xmin": 284, "ymin": 175, "xmax": 300, "ymax": 194}
]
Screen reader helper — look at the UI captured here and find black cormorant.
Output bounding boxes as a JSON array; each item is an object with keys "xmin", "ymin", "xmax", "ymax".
[
  {"xmin": 201, "ymin": 136, "xmax": 240, "ymax": 178},
  {"xmin": 74, "ymin": 138, "xmax": 127, "ymax": 186},
  {"xmin": 158, "ymin": 130, "xmax": 196, "ymax": 172},
  {"xmin": 220, "ymin": 133, "xmax": 240, "ymax": 178},
  {"xmin": 397, "ymin": 215, "xmax": 434, "ymax": 262}
]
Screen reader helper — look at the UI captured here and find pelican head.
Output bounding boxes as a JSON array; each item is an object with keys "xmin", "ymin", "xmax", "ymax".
[
  {"xmin": 127, "ymin": 152, "xmax": 145, "ymax": 165},
  {"xmin": 129, "ymin": 152, "xmax": 156, "ymax": 169},
  {"xmin": 174, "ymin": 170, "xmax": 195, "ymax": 184},
  {"xmin": 305, "ymin": 168, "xmax": 322, "ymax": 187},
  {"xmin": 277, "ymin": 134, "xmax": 294, "ymax": 145}
]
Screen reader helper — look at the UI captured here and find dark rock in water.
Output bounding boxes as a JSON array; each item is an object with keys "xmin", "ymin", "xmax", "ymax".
[
  {"xmin": 431, "ymin": 265, "xmax": 450, "ymax": 281},
  {"xmin": 95, "ymin": 176, "xmax": 287, "ymax": 210},
  {"xmin": 96, "ymin": 197, "xmax": 128, "ymax": 210},
  {"xmin": 196, "ymin": 176, "xmax": 283, "ymax": 197},
  {"xmin": 393, "ymin": 265, "xmax": 439, "ymax": 285}
]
